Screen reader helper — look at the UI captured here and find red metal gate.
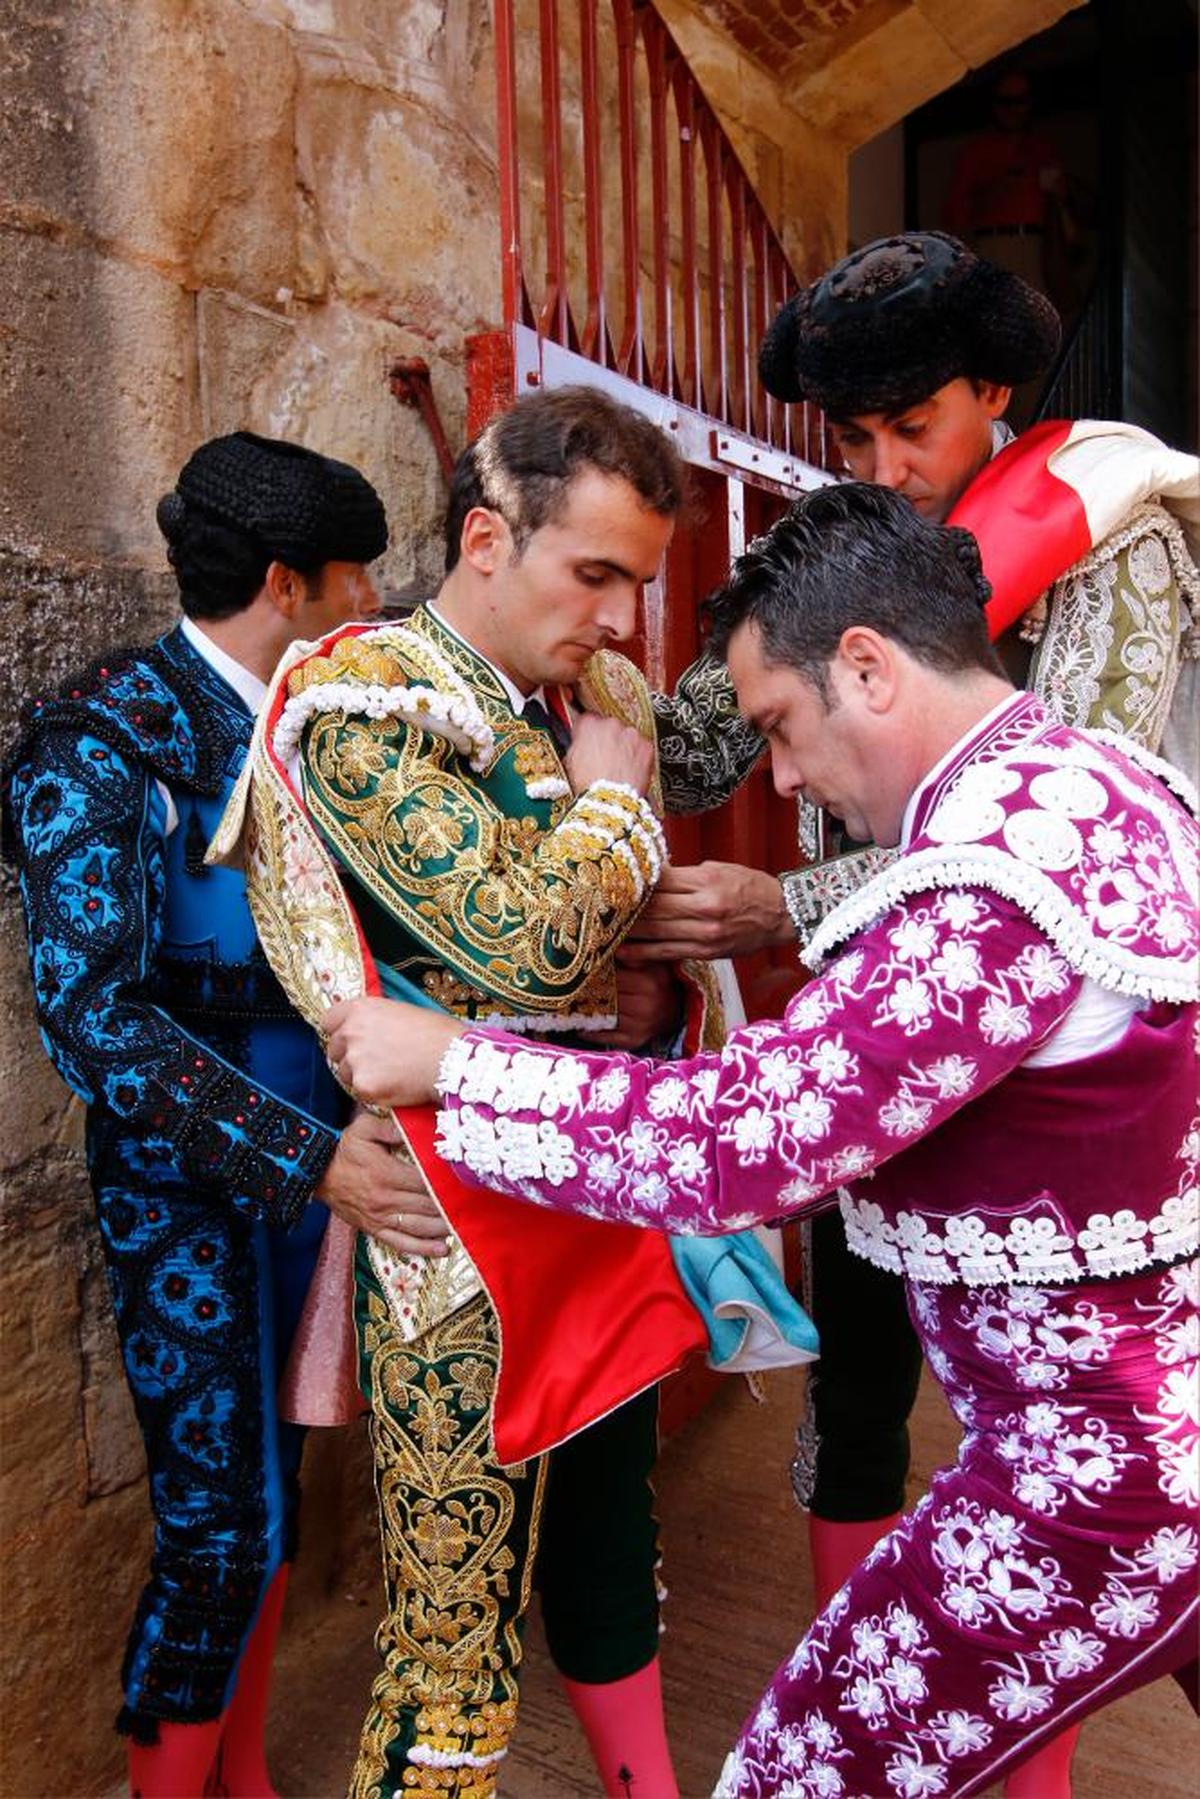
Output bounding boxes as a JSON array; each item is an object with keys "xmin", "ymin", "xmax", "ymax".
[
  {"xmin": 469, "ymin": 0, "xmax": 836, "ymax": 1021},
  {"xmin": 460, "ymin": 0, "xmax": 840, "ymax": 1424}
]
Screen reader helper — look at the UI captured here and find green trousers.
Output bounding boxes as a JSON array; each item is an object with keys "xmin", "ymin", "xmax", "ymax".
[{"xmin": 350, "ymin": 1244, "xmax": 661, "ymax": 1799}]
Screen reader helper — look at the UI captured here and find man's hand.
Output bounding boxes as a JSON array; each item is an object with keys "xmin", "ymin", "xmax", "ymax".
[
  {"xmin": 565, "ymin": 712, "xmax": 654, "ymax": 797},
  {"xmin": 621, "ymin": 862, "xmax": 794, "ymax": 961},
  {"xmin": 316, "ymin": 1108, "xmax": 450, "ymax": 1256},
  {"xmin": 324, "ymin": 996, "xmax": 465, "ymax": 1110},
  {"xmin": 590, "ymin": 956, "xmax": 684, "ymax": 1050}
]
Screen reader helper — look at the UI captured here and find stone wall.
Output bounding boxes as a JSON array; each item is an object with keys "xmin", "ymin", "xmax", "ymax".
[{"xmin": 1, "ymin": 4, "xmax": 499, "ymax": 1791}]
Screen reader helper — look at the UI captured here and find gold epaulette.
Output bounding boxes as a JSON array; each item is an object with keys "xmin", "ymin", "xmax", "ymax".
[{"xmin": 286, "ymin": 628, "xmax": 417, "ymax": 698}]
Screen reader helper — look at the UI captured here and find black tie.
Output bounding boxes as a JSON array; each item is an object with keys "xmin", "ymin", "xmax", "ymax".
[{"xmin": 523, "ymin": 695, "xmax": 571, "ymax": 755}]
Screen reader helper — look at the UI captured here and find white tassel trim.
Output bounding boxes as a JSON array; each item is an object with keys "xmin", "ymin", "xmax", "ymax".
[
  {"xmin": 272, "ymin": 678, "xmax": 495, "ymax": 769},
  {"xmin": 803, "ymin": 843, "xmax": 1199, "ymax": 1004},
  {"xmin": 406, "ymin": 1745, "xmax": 508, "ymax": 1769}
]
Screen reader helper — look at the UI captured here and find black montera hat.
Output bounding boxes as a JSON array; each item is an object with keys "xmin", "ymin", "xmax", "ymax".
[
  {"xmin": 157, "ymin": 431, "xmax": 388, "ymax": 568},
  {"xmin": 758, "ymin": 231, "xmax": 1061, "ymax": 417}
]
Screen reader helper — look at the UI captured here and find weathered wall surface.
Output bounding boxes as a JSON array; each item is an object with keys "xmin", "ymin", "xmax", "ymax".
[{"xmin": 1, "ymin": 3, "xmax": 497, "ymax": 1792}]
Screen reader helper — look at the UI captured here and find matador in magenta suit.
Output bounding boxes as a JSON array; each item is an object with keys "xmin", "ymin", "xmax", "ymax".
[
  {"xmin": 610, "ymin": 231, "xmax": 1199, "ymax": 1799},
  {"xmin": 319, "ymin": 483, "xmax": 1199, "ymax": 1799}
]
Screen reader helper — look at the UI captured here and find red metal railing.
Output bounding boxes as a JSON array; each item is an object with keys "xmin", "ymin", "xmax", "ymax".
[{"xmin": 490, "ymin": 0, "xmax": 832, "ymax": 473}]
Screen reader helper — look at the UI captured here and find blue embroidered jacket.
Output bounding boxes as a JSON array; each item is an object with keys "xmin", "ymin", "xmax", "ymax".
[{"xmin": 4, "ymin": 626, "xmax": 342, "ymax": 1227}]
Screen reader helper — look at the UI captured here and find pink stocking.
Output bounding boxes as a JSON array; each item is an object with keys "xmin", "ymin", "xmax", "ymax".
[
  {"xmin": 808, "ymin": 1512, "xmax": 902, "ymax": 1611},
  {"xmin": 208, "ymin": 1566, "xmax": 290, "ymax": 1797},
  {"xmin": 561, "ymin": 1656, "xmax": 679, "ymax": 1798},
  {"xmin": 128, "ymin": 1718, "xmax": 224, "ymax": 1798},
  {"xmin": 1003, "ymin": 1723, "xmax": 1082, "ymax": 1798}
]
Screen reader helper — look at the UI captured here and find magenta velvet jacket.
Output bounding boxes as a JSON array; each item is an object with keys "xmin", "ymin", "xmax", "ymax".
[{"xmin": 433, "ymin": 695, "xmax": 1198, "ymax": 1289}]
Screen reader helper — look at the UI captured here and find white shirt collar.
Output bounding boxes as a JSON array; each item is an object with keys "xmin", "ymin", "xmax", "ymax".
[
  {"xmin": 899, "ymin": 692, "xmax": 1023, "ymax": 847},
  {"xmin": 180, "ymin": 615, "xmax": 269, "ymax": 716},
  {"xmin": 426, "ymin": 601, "xmax": 548, "ymax": 716}
]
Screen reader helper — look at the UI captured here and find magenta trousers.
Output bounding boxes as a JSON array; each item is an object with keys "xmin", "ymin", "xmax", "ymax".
[{"xmin": 718, "ymin": 1258, "xmax": 1199, "ymax": 1798}]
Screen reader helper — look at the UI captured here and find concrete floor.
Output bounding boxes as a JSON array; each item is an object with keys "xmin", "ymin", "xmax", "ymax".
[{"xmin": 268, "ymin": 1366, "xmax": 1196, "ymax": 1798}]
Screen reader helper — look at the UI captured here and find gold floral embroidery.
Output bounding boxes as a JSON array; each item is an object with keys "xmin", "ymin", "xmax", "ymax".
[
  {"xmin": 446, "ymin": 1357, "xmax": 493, "ymax": 1412},
  {"xmin": 290, "ymin": 609, "xmax": 683, "ymax": 1022},
  {"xmin": 401, "ymin": 803, "xmax": 468, "ymax": 863},
  {"xmin": 350, "ymin": 1289, "xmax": 543, "ymax": 1799},
  {"xmin": 422, "ymin": 969, "xmax": 475, "ymax": 1011}
]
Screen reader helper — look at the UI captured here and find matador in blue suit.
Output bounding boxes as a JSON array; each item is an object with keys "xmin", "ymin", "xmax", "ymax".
[{"xmin": 3, "ymin": 433, "xmax": 429, "ymax": 1798}]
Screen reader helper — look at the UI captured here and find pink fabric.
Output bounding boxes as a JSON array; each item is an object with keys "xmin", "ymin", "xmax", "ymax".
[
  {"xmin": 1002, "ymin": 1723, "xmax": 1080, "ymax": 1799},
  {"xmin": 277, "ymin": 1214, "xmax": 362, "ymax": 1427},
  {"xmin": 809, "ymin": 1515, "xmax": 903, "ymax": 1612},
  {"xmin": 561, "ymin": 1659, "xmax": 678, "ymax": 1798}
]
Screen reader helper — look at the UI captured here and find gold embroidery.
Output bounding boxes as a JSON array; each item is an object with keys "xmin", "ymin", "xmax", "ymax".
[
  {"xmin": 301, "ymin": 704, "xmax": 641, "ymax": 1015},
  {"xmin": 578, "ymin": 647, "xmax": 665, "ymax": 814},
  {"xmin": 350, "ymin": 1290, "xmax": 545, "ymax": 1799}
]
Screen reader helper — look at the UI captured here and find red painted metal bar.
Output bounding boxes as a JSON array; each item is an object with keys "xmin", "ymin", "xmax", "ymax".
[
  {"xmin": 578, "ymin": 0, "xmax": 608, "ymax": 365},
  {"xmin": 389, "ymin": 359, "xmax": 457, "ymax": 484},
  {"xmin": 644, "ymin": 11, "xmax": 676, "ymax": 397},
  {"xmin": 673, "ymin": 65, "xmax": 703, "ymax": 412},
  {"xmin": 728, "ymin": 172, "xmax": 751, "ymax": 436},
  {"xmin": 769, "ymin": 241, "xmax": 795, "ymax": 456},
  {"xmin": 493, "ymin": 0, "xmax": 530, "ymax": 330},
  {"xmin": 614, "ymin": 0, "xmax": 644, "ymax": 383},
  {"xmin": 700, "ymin": 105, "xmax": 728, "ymax": 425},
  {"xmin": 751, "ymin": 207, "xmax": 771, "ymax": 444},
  {"xmin": 536, "ymin": 0, "xmax": 571, "ymax": 346},
  {"xmin": 489, "ymin": 0, "xmax": 829, "ymax": 469}
]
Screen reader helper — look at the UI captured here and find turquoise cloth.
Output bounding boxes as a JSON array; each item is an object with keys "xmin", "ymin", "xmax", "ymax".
[
  {"xmin": 669, "ymin": 1232, "xmax": 820, "ymax": 1372},
  {"xmin": 377, "ymin": 964, "xmax": 819, "ymax": 1372},
  {"xmin": 378, "ymin": 964, "xmax": 442, "ymax": 1008}
]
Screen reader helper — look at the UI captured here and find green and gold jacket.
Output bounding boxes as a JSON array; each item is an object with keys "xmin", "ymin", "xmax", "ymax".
[{"xmin": 282, "ymin": 605, "xmax": 681, "ymax": 1031}]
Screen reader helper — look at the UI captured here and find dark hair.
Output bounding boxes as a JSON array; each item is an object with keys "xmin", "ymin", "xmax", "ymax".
[
  {"xmin": 444, "ymin": 385, "xmax": 685, "ymax": 571},
  {"xmin": 155, "ymin": 494, "xmax": 275, "ymax": 619},
  {"xmin": 705, "ymin": 482, "xmax": 1000, "ymax": 697},
  {"xmin": 157, "ymin": 431, "xmax": 387, "ymax": 620}
]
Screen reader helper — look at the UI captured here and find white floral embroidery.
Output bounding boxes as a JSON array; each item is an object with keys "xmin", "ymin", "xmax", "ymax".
[
  {"xmin": 805, "ymin": 700, "xmax": 1199, "ymax": 1005},
  {"xmin": 988, "ymin": 1666, "xmax": 1055, "ymax": 1721},
  {"xmin": 932, "ymin": 1499, "xmax": 1070, "ymax": 1630},
  {"xmin": 1134, "ymin": 1261, "xmax": 1200, "ymax": 1509}
]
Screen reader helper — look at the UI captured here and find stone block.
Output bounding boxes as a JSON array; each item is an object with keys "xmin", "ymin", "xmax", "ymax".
[
  {"xmin": 916, "ymin": 0, "xmax": 1085, "ymax": 71},
  {"xmin": 0, "ymin": 549, "xmax": 174, "ymax": 755},
  {"xmin": 196, "ymin": 288, "xmax": 299, "ymax": 439},
  {"xmin": 80, "ymin": 1243, "xmax": 144, "ymax": 1498},
  {"xmin": 793, "ymin": 6, "xmax": 967, "ymax": 140},
  {"xmin": 0, "ymin": 892, "xmax": 85, "ymax": 1182},
  {"xmin": 4, "ymin": 0, "xmax": 300, "ymax": 305},
  {"xmin": 251, "ymin": 303, "xmax": 458, "ymax": 597},
  {"xmin": 0, "ymin": 234, "xmax": 199, "ymax": 563},
  {"xmin": 293, "ymin": 68, "xmax": 499, "ymax": 336},
  {"xmin": 1, "ymin": 1481, "xmax": 148, "ymax": 1798}
]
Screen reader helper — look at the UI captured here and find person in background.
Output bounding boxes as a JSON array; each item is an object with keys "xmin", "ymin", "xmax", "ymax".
[{"xmin": 3, "ymin": 432, "xmax": 429, "ymax": 1798}]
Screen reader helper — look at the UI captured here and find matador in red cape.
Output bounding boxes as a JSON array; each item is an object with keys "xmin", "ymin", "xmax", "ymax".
[{"xmin": 213, "ymin": 386, "xmax": 815, "ymax": 1799}]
